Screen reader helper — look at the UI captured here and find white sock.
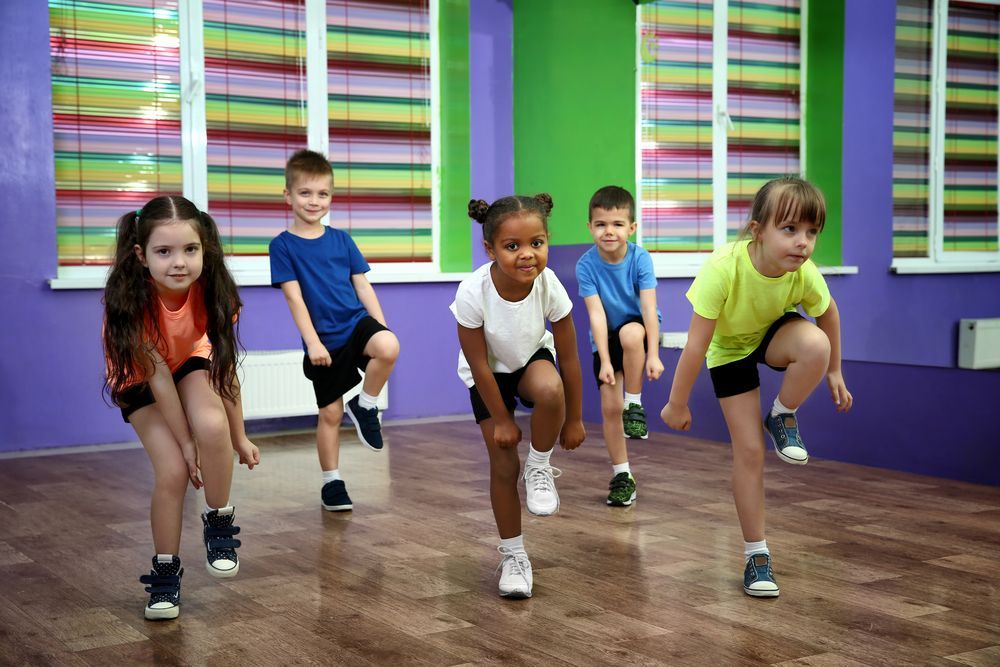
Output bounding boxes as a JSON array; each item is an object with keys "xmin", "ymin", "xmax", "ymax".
[
  {"xmin": 499, "ymin": 534, "xmax": 526, "ymax": 554},
  {"xmin": 771, "ymin": 396, "xmax": 796, "ymax": 417},
  {"xmin": 358, "ymin": 390, "xmax": 378, "ymax": 410},
  {"xmin": 526, "ymin": 443, "xmax": 551, "ymax": 468},
  {"xmin": 205, "ymin": 505, "xmax": 217, "ymax": 516},
  {"xmin": 322, "ymin": 469, "xmax": 342, "ymax": 486},
  {"xmin": 624, "ymin": 392, "xmax": 642, "ymax": 407},
  {"xmin": 612, "ymin": 462, "xmax": 631, "ymax": 476},
  {"xmin": 744, "ymin": 539, "xmax": 769, "ymax": 559}
]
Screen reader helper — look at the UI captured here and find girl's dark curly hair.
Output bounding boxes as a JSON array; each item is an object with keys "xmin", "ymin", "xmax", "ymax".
[
  {"xmin": 103, "ymin": 195, "xmax": 243, "ymax": 405},
  {"xmin": 467, "ymin": 193, "xmax": 554, "ymax": 244}
]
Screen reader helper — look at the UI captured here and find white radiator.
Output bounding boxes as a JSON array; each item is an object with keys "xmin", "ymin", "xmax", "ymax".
[
  {"xmin": 237, "ymin": 350, "xmax": 388, "ymax": 420},
  {"xmin": 958, "ymin": 318, "xmax": 1000, "ymax": 370}
]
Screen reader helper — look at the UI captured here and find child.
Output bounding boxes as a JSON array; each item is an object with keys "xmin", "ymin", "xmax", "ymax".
[
  {"xmin": 575, "ymin": 185, "xmax": 663, "ymax": 507},
  {"xmin": 660, "ymin": 176, "xmax": 853, "ymax": 598},
  {"xmin": 269, "ymin": 149, "xmax": 400, "ymax": 512},
  {"xmin": 451, "ymin": 193, "xmax": 586, "ymax": 599},
  {"xmin": 103, "ymin": 195, "xmax": 261, "ymax": 621}
]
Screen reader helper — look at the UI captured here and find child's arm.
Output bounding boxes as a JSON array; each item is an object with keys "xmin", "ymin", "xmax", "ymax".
[
  {"xmin": 660, "ymin": 313, "xmax": 716, "ymax": 431},
  {"xmin": 815, "ymin": 297, "xmax": 853, "ymax": 413},
  {"xmin": 457, "ymin": 324, "xmax": 522, "ymax": 448},
  {"xmin": 144, "ymin": 351, "xmax": 203, "ymax": 489},
  {"xmin": 582, "ymin": 295, "xmax": 615, "ymax": 385},
  {"xmin": 639, "ymin": 287, "xmax": 664, "ymax": 381},
  {"xmin": 551, "ymin": 315, "xmax": 586, "ymax": 450},
  {"xmin": 223, "ymin": 376, "xmax": 260, "ymax": 469},
  {"xmin": 351, "ymin": 273, "xmax": 387, "ymax": 326},
  {"xmin": 279, "ymin": 281, "xmax": 332, "ymax": 366}
]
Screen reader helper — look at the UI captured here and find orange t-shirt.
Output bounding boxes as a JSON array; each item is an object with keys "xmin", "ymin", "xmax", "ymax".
[{"xmin": 153, "ymin": 281, "xmax": 212, "ymax": 373}]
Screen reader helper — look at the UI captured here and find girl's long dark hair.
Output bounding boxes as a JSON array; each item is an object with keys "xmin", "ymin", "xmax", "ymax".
[{"xmin": 103, "ymin": 195, "xmax": 243, "ymax": 405}]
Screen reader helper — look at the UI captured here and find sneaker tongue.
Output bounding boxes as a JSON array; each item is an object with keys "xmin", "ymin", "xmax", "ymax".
[
  {"xmin": 156, "ymin": 554, "xmax": 175, "ymax": 564},
  {"xmin": 783, "ymin": 416, "xmax": 796, "ymax": 428},
  {"xmin": 753, "ymin": 554, "xmax": 769, "ymax": 566},
  {"xmin": 215, "ymin": 506, "xmax": 234, "ymax": 517}
]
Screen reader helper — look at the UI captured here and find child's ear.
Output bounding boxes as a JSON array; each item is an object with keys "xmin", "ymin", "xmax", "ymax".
[
  {"xmin": 748, "ymin": 219, "xmax": 761, "ymax": 239},
  {"xmin": 133, "ymin": 244, "xmax": 147, "ymax": 267},
  {"xmin": 283, "ymin": 188, "xmax": 291, "ymax": 205},
  {"xmin": 483, "ymin": 240, "xmax": 496, "ymax": 260}
]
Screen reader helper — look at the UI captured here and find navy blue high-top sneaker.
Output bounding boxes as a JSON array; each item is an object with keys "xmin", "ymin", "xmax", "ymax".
[
  {"xmin": 202, "ymin": 506, "xmax": 241, "ymax": 577},
  {"xmin": 139, "ymin": 554, "xmax": 183, "ymax": 620}
]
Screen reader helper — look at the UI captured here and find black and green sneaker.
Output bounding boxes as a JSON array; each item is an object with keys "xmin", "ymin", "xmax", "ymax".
[
  {"xmin": 623, "ymin": 403, "xmax": 648, "ymax": 439},
  {"xmin": 606, "ymin": 472, "xmax": 637, "ymax": 506}
]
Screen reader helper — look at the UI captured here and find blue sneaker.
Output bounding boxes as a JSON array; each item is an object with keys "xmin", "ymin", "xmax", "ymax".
[
  {"xmin": 139, "ymin": 555, "xmax": 183, "ymax": 620},
  {"xmin": 743, "ymin": 553, "xmax": 779, "ymax": 597},
  {"xmin": 321, "ymin": 479, "xmax": 353, "ymax": 511},
  {"xmin": 345, "ymin": 394, "xmax": 384, "ymax": 451},
  {"xmin": 202, "ymin": 506, "xmax": 241, "ymax": 578},
  {"xmin": 764, "ymin": 412, "xmax": 809, "ymax": 465}
]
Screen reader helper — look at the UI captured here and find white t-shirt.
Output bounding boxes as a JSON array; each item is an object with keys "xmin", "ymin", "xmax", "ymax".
[{"xmin": 449, "ymin": 263, "xmax": 573, "ymax": 388}]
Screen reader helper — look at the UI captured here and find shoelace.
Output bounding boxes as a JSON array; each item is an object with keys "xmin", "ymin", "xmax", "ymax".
[
  {"xmin": 524, "ymin": 464, "xmax": 562, "ymax": 493},
  {"xmin": 496, "ymin": 547, "xmax": 531, "ymax": 578}
]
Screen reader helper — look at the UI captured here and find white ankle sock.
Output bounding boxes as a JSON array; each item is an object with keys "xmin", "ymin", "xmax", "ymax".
[
  {"xmin": 358, "ymin": 390, "xmax": 378, "ymax": 410},
  {"xmin": 499, "ymin": 535, "xmax": 526, "ymax": 554},
  {"xmin": 612, "ymin": 462, "xmax": 631, "ymax": 475},
  {"xmin": 624, "ymin": 392, "xmax": 642, "ymax": 406},
  {"xmin": 322, "ymin": 469, "xmax": 342, "ymax": 486},
  {"xmin": 526, "ymin": 444, "xmax": 551, "ymax": 468},
  {"xmin": 744, "ymin": 540, "xmax": 769, "ymax": 559},
  {"xmin": 771, "ymin": 396, "xmax": 796, "ymax": 417}
]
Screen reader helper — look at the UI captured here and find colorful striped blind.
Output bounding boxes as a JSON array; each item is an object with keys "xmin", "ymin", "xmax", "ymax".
[
  {"xmin": 639, "ymin": 0, "xmax": 715, "ymax": 253},
  {"xmin": 727, "ymin": 0, "xmax": 801, "ymax": 238},
  {"xmin": 943, "ymin": 2, "xmax": 998, "ymax": 253},
  {"xmin": 50, "ymin": 0, "xmax": 182, "ymax": 266},
  {"xmin": 892, "ymin": 0, "xmax": 932, "ymax": 258},
  {"xmin": 204, "ymin": 0, "xmax": 307, "ymax": 257},
  {"xmin": 327, "ymin": 0, "xmax": 432, "ymax": 263}
]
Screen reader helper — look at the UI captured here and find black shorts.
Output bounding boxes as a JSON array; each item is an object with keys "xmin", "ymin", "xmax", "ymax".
[
  {"xmin": 592, "ymin": 316, "xmax": 647, "ymax": 387},
  {"xmin": 708, "ymin": 312, "xmax": 804, "ymax": 399},
  {"xmin": 119, "ymin": 356, "xmax": 211, "ymax": 422},
  {"xmin": 304, "ymin": 316, "xmax": 390, "ymax": 409},
  {"xmin": 469, "ymin": 347, "xmax": 556, "ymax": 423}
]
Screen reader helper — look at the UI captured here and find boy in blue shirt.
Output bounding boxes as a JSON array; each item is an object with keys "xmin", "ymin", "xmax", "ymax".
[
  {"xmin": 575, "ymin": 186, "xmax": 663, "ymax": 506},
  {"xmin": 269, "ymin": 149, "xmax": 400, "ymax": 511}
]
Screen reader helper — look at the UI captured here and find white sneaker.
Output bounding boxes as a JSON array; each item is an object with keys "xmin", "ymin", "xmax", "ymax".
[
  {"xmin": 496, "ymin": 547, "xmax": 533, "ymax": 598},
  {"xmin": 523, "ymin": 464, "xmax": 561, "ymax": 516}
]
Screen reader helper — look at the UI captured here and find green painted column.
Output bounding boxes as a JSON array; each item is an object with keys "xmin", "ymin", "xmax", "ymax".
[{"xmin": 439, "ymin": 0, "xmax": 471, "ymax": 271}]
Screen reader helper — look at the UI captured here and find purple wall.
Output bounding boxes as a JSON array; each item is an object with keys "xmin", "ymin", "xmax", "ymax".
[{"xmin": 0, "ymin": 0, "xmax": 514, "ymax": 453}]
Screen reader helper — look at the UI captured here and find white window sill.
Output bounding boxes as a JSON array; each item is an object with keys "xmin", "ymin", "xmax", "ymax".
[
  {"xmin": 891, "ymin": 260, "xmax": 1000, "ymax": 275},
  {"xmin": 653, "ymin": 264, "xmax": 858, "ymax": 279}
]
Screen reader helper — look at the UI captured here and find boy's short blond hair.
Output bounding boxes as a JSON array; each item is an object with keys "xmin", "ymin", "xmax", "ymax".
[{"xmin": 285, "ymin": 149, "xmax": 333, "ymax": 189}]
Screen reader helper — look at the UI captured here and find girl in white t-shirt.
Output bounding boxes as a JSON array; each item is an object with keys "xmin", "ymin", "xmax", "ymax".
[{"xmin": 450, "ymin": 193, "xmax": 586, "ymax": 599}]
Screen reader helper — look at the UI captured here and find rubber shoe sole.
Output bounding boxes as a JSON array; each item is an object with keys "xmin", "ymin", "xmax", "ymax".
[
  {"xmin": 344, "ymin": 400, "xmax": 384, "ymax": 452},
  {"xmin": 764, "ymin": 425, "xmax": 809, "ymax": 465}
]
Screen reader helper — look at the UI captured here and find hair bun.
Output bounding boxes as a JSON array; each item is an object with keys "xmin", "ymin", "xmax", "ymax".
[
  {"xmin": 533, "ymin": 193, "xmax": 554, "ymax": 216},
  {"xmin": 468, "ymin": 199, "xmax": 490, "ymax": 224}
]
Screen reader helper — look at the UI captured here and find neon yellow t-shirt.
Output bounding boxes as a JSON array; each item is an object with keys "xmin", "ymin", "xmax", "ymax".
[{"xmin": 686, "ymin": 240, "xmax": 831, "ymax": 368}]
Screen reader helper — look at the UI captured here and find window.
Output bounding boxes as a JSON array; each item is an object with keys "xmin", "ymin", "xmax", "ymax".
[
  {"xmin": 49, "ymin": 0, "xmax": 445, "ymax": 288},
  {"xmin": 638, "ymin": 0, "xmax": 803, "ymax": 274},
  {"xmin": 892, "ymin": 0, "xmax": 1000, "ymax": 273}
]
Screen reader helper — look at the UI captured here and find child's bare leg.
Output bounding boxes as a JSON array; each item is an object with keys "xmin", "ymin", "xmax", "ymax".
[
  {"xmin": 619, "ymin": 322, "xmax": 646, "ymax": 395},
  {"xmin": 517, "ymin": 361, "xmax": 565, "ymax": 453},
  {"xmin": 480, "ymin": 419, "xmax": 522, "ymax": 538},
  {"xmin": 317, "ymin": 398, "xmax": 345, "ymax": 471},
  {"xmin": 764, "ymin": 320, "xmax": 830, "ymax": 409},
  {"xmin": 720, "ymin": 390, "xmax": 766, "ymax": 542},
  {"xmin": 130, "ymin": 407, "xmax": 190, "ymax": 554},
  {"xmin": 600, "ymin": 374, "xmax": 627, "ymax": 464},
  {"xmin": 178, "ymin": 372, "xmax": 233, "ymax": 509},
  {"xmin": 361, "ymin": 330, "xmax": 399, "ymax": 396}
]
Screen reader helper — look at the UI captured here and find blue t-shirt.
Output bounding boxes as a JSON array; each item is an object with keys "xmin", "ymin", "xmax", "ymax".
[
  {"xmin": 575, "ymin": 242, "xmax": 660, "ymax": 352},
  {"xmin": 269, "ymin": 227, "xmax": 370, "ymax": 350}
]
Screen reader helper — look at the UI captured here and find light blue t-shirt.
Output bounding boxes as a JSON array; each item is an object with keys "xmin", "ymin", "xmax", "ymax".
[
  {"xmin": 575, "ymin": 242, "xmax": 660, "ymax": 352},
  {"xmin": 269, "ymin": 227, "xmax": 370, "ymax": 350}
]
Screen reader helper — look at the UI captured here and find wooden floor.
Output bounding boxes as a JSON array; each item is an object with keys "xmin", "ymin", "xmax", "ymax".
[{"xmin": 1, "ymin": 418, "xmax": 998, "ymax": 666}]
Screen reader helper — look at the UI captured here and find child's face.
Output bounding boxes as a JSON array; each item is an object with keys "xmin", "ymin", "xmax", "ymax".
[
  {"xmin": 284, "ymin": 173, "xmax": 332, "ymax": 226},
  {"xmin": 750, "ymin": 217, "xmax": 820, "ymax": 276},
  {"xmin": 135, "ymin": 220, "xmax": 204, "ymax": 298},
  {"xmin": 484, "ymin": 212, "xmax": 549, "ymax": 287},
  {"xmin": 588, "ymin": 206, "xmax": 635, "ymax": 257}
]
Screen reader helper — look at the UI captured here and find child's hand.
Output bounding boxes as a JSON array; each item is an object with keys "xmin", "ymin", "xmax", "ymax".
[
  {"xmin": 598, "ymin": 362, "xmax": 615, "ymax": 386},
  {"xmin": 234, "ymin": 436, "xmax": 261, "ymax": 470},
  {"xmin": 559, "ymin": 420, "xmax": 586, "ymax": 450},
  {"xmin": 645, "ymin": 354, "xmax": 664, "ymax": 381},
  {"xmin": 660, "ymin": 401, "xmax": 691, "ymax": 431},
  {"xmin": 180, "ymin": 440, "xmax": 203, "ymax": 489},
  {"xmin": 307, "ymin": 341, "xmax": 332, "ymax": 367},
  {"xmin": 493, "ymin": 419, "xmax": 522, "ymax": 449},
  {"xmin": 826, "ymin": 371, "xmax": 853, "ymax": 413}
]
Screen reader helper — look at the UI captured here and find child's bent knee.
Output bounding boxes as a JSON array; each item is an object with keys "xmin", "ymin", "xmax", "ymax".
[{"xmin": 319, "ymin": 402, "xmax": 344, "ymax": 424}]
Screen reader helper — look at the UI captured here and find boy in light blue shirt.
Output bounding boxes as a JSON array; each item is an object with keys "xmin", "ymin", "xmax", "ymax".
[{"xmin": 575, "ymin": 186, "xmax": 663, "ymax": 506}]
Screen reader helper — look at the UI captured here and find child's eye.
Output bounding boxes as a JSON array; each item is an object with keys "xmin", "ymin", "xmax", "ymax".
[
  {"xmin": 531, "ymin": 239, "xmax": 545, "ymax": 248},
  {"xmin": 156, "ymin": 249, "xmax": 170, "ymax": 256},
  {"xmin": 505, "ymin": 243, "xmax": 518, "ymax": 251}
]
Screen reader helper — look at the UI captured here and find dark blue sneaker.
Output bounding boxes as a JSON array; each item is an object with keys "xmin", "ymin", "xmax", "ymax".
[
  {"xmin": 140, "ymin": 555, "xmax": 183, "ymax": 620},
  {"xmin": 202, "ymin": 506, "xmax": 241, "ymax": 578},
  {"xmin": 345, "ymin": 394, "xmax": 384, "ymax": 451},
  {"xmin": 764, "ymin": 412, "xmax": 809, "ymax": 465},
  {"xmin": 743, "ymin": 552, "xmax": 779, "ymax": 597},
  {"xmin": 321, "ymin": 479, "xmax": 353, "ymax": 511}
]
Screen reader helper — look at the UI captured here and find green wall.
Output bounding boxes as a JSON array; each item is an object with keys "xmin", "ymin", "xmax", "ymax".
[
  {"xmin": 439, "ymin": 0, "xmax": 471, "ymax": 271},
  {"xmin": 513, "ymin": 0, "xmax": 636, "ymax": 246}
]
